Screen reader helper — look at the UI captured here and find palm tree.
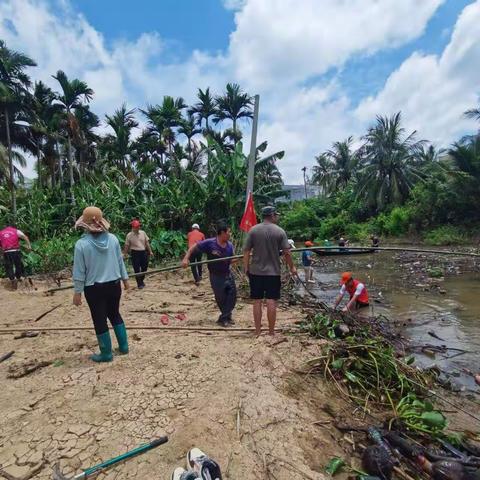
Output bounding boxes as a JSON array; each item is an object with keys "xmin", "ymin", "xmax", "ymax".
[
  {"xmin": 0, "ymin": 40, "xmax": 36, "ymax": 218},
  {"xmin": 464, "ymin": 106, "xmax": 480, "ymax": 122},
  {"xmin": 102, "ymin": 104, "xmax": 138, "ymax": 172},
  {"xmin": 311, "ymin": 137, "xmax": 358, "ymax": 195},
  {"xmin": 73, "ymin": 105, "xmax": 99, "ymax": 176},
  {"xmin": 356, "ymin": 112, "xmax": 425, "ymax": 212},
  {"xmin": 0, "ymin": 143, "xmax": 26, "ymax": 185},
  {"xmin": 52, "ymin": 70, "xmax": 93, "ymax": 204},
  {"xmin": 27, "ymin": 81, "xmax": 59, "ymax": 188},
  {"xmin": 178, "ymin": 113, "xmax": 201, "ymax": 163},
  {"xmin": 214, "ymin": 83, "xmax": 253, "ymax": 145},
  {"xmin": 188, "ymin": 87, "xmax": 216, "ymax": 131},
  {"xmin": 142, "ymin": 96, "xmax": 187, "ymax": 162}
]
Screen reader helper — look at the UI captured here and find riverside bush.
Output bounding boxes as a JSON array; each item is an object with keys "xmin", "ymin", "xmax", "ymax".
[{"xmin": 424, "ymin": 226, "xmax": 465, "ymax": 246}]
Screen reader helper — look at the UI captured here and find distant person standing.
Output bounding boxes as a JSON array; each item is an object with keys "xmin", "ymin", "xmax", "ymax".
[
  {"xmin": 0, "ymin": 225, "xmax": 31, "ymax": 287},
  {"xmin": 302, "ymin": 241, "xmax": 315, "ymax": 283},
  {"xmin": 243, "ymin": 206, "xmax": 297, "ymax": 337},
  {"xmin": 73, "ymin": 206, "xmax": 129, "ymax": 363},
  {"xmin": 182, "ymin": 222, "xmax": 236, "ymax": 326},
  {"xmin": 124, "ymin": 219, "xmax": 153, "ymax": 289},
  {"xmin": 187, "ymin": 223, "xmax": 205, "ymax": 285}
]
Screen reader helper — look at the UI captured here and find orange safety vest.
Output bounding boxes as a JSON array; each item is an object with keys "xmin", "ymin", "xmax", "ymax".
[{"xmin": 346, "ymin": 279, "xmax": 369, "ymax": 304}]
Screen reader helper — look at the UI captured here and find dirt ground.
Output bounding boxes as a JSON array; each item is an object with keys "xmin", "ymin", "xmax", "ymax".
[{"xmin": 0, "ymin": 271, "xmax": 352, "ymax": 480}]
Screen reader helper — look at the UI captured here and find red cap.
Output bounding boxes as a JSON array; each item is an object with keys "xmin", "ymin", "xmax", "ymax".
[
  {"xmin": 305, "ymin": 241, "xmax": 314, "ymax": 247},
  {"xmin": 131, "ymin": 219, "xmax": 141, "ymax": 228},
  {"xmin": 340, "ymin": 272, "xmax": 353, "ymax": 285}
]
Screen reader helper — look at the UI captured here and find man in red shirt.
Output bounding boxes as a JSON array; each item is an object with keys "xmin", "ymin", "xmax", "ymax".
[{"xmin": 187, "ymin": 223, "xmax": 205, "ymax": 285}]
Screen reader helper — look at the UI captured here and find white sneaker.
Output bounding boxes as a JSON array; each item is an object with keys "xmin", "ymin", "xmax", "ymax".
[
  {"xmin": 172, "ymin": 467, "xmax": 198, "ymax": 480},
  {"xmin": 187, "ymin": 448, "xmax": 223, "ymax": 479},
  {"xmin": 187, "ymin": 448, "xmax": 206, "ymax": 472}
]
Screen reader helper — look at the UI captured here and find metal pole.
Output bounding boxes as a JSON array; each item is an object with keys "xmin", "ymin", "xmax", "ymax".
[
  {"xmin": 5, "ymin": 107, "xmax": 16, "ymax": 221},
  {"xmin": 302, "ymin": 166, "xmax": 308, "ymax": 199},
  {"xmin": 245, "ymin": 94, "xmax": 260, "ymax": 206}
]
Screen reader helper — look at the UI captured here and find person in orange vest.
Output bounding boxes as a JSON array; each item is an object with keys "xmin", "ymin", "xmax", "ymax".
[
  {"xmin": 333, "ymin": 271, "xmax": 369, "ymax": 312},
  {"xmin": 187, "ymin": 223, "xmax": 205, "ymax": 285}
]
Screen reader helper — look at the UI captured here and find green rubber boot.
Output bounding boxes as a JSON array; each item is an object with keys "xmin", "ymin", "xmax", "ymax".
[
  {"xmin": 90, "ymin": 331, "xmax": 113, "ymax": 362},
  {"xmin": 113, "ymin": 323, "xmax": 129, "ymax": 354}
]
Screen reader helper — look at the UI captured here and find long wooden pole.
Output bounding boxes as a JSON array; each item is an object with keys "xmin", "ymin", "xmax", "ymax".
[{"xmin": 0, "ymin": 326, "xmax": 293, "ymax": 334}]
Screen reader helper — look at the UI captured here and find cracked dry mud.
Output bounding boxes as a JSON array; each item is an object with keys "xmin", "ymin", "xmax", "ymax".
[{"xmin": 0, "ymin": 272, "xmax": 342, "ymax": 479}]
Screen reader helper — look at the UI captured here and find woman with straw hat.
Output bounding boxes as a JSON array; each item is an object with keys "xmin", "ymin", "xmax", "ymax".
[{"xmin": 73, "ymin": 206, "xmax": 129, "ymax": 362}]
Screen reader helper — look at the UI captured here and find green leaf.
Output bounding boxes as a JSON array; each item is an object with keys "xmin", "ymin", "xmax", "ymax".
[
  {"xmin": 325, "ymin": 457, "xmax": 345, "ymax": 475},
  {"xmin": 331, "ymin": 359, "xmax": 345, "ymax": 370},
  {"xmin": 345, "ymin": 371, "xmax": 359, "ymax": 383},
  {"xmin": 420, "ymin": 411, "xmax": 447, "ymax": 429},
  {"xmin": 405, "ymin": 356, "xmax": 415, "ymax": 365}
]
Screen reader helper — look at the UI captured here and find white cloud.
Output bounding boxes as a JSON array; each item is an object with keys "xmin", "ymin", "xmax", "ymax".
[
  {"xmin": 229, "ymin": 0, "xmax": 444, "ymax": 89},
  {"xmin": 356, "ymin": 0, "xmax": 480, "ymax": 145},
  {"xmin": 2, "ymin": 0, "xmax": 478, "ymax": 183}
]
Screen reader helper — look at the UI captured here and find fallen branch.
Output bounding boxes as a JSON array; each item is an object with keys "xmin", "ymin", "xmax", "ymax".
[
  {"xmin": 7, "ymin": 361, "xmax": 52, "ymax": 379},
  {"xmin": 0, "ymin": 351, "xmax": 14, "ymax": 363},
  {"xmin": 34, "ymin": 304, "xmax": 61, "ymax": 322}
]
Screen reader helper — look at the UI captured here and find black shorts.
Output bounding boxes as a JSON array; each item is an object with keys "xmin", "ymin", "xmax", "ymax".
[
  {"xmin": 356, "ymin": 301, "xmax": 369, "ymax": 309},
  {"xmin": 249, "ymin": 274, "xmax": 281, "ymax": 300}
]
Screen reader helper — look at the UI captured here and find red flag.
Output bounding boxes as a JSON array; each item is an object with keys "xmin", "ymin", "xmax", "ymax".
[{"xmin": 240, "ymin": 192, "xmax": 258, "ymax": 232}]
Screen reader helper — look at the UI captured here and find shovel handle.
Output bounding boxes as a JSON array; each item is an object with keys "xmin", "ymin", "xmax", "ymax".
[{"xmin": 81, "ymin": 436, "xmax": 168, "ymax": 477}]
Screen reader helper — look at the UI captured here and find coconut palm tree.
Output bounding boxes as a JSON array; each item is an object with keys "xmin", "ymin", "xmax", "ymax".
[
  {"xmin": 52, "ymin": 70, "xmax": 93, "ymax": 204},
  {"xmin": 356, "ymin": 112, "xmax": 425, "ymax": 212},
  {"xmin": 188, "ymin": 87, "xmax": 216, "ymax": 131},
  {"xmin": 214, "ymin": 83, "xmax": 253, "ymax": 145},
  {"xmin": 311, "ymin": 137, "xmax": 358, "ymax": 195},
  {"xmin": 0, "ymin": 40, "xmax": 36, "ymax": 217}
]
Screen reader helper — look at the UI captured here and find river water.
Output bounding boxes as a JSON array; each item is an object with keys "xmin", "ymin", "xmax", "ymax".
[{"xmin": 302, "ymin": 251, "xmax": 480, "ymax": 394}]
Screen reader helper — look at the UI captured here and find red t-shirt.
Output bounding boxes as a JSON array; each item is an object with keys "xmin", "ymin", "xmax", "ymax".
[{"xmin": 187, "ymin": 230, "xmax": 205, "ymax": 248}]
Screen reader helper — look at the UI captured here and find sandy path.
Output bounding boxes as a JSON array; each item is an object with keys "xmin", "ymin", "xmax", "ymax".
[{"xmin": 0, "ymin": 272, "xmax": 341, "ymax": 479}]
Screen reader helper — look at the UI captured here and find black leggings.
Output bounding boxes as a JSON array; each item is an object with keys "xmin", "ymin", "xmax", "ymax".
[
  {"xmin": 4, "ymin": 251, "xmax": 24, "ymax": 281},
  {"xmin": 130, "ymin": 250, "xmax": 148, "ymax": 287},
  {"xmin": 84, "ymin": 280, "xmax": 124, "ymax": 335},
  {"xmin": 190, "ymin": 251, "xmax": 203, "ymax": 282}
]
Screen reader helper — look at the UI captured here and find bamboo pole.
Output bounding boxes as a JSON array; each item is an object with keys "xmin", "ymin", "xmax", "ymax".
[
  {"xmin": 0, "ymin": 326, "xmax": 291, "ymax": 334},
  {"xmin": 44, "ymin": 245, "xmax": 480, "ymax": 294}
]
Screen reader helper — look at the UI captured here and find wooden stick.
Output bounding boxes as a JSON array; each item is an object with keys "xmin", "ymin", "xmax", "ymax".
[
  {"xmin": 0, "ymin": 350, "xmax": 14, "ymax": 363},
  {"xmin": 0, "ymin": 326, "xmax": 294, "ymax": 334},
  {"xmin": 34, "ymin": 304, "xmax": 61, "ymax": 322}
]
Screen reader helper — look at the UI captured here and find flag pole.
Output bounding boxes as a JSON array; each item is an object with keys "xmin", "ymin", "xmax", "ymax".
[{"xmin": 245, "ymin": 94, "xmax": 260, "ymax": 208}]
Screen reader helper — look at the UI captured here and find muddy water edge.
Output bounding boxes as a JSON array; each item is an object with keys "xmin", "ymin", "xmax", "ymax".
[{"xmin": 299, "ymin": 248, "xmax": 480, "ymax": 394}]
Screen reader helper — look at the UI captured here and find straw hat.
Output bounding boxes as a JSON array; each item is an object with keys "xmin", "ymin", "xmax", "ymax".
[{"xmin": 75, "ymin": 206, "xmax": 110, "ymax": 233}]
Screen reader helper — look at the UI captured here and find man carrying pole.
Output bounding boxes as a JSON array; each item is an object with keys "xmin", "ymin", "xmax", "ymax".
[{"xmin": 182, "ymin": 222, "xmax": 236, "ymax": 327}]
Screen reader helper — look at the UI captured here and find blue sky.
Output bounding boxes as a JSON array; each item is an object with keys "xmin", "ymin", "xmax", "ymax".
[
  {"xmin": 69, "ymin": 0, "xmax": 236, "ymax": 59},
  {"xmin": 1, "ymin": 0, "xmax": 479, "ymax": 181}
]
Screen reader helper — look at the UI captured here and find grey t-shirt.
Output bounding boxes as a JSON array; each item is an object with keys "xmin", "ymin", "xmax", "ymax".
[{"xmin": 244, "ymin": 222, "xmax": 290, "ymax": 276}]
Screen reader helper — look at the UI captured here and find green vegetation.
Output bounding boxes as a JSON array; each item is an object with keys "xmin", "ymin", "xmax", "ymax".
[
  {"xmin": 283, "ymin": 113, "xmax": 480, "ymax": 244},
  {"xmin": 0, "ymin": 40, "xmax": 285, "ymax": 273},
  {"xmin": 1, "ymin": 38, "xmax": 479, "ymax": 276}
]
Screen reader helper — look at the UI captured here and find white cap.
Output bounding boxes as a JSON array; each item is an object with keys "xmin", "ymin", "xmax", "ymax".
[
  {"xmin": 192, "ymin": 223, "xmax": 200, "ymax": 230},
  {"xmin": 288, "ymin": 239, "xmax": 295, "ymax": 247}
]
